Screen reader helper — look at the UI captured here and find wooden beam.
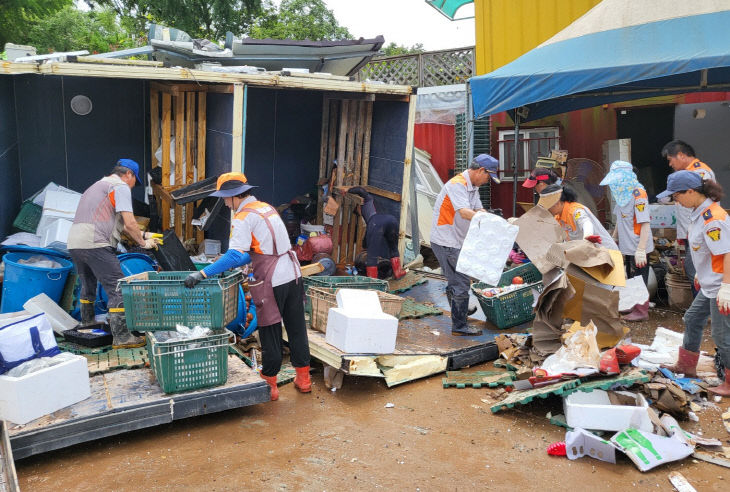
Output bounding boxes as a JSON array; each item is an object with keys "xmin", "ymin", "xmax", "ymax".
[
  {"xmin": 231, "ymin": 83, "xmax": 244, "ymax": 173},
  {"xmin": 360, "ymin": 102, "xmax": 373, "ymax": 186},
  {"xmin": 149, "ymin": 89, "xmax": 159, "ymax": 169},
  {"xmin": 174, "ymin": 94, "xmax": 185, "ymax": 238},
  {"xmin": 364, "ymin": 185, "xmax": 401, "ymax": 202},
  {"xmin": 336, "ymin": 100, "xmax": 349, "ymax": 187},
  {"xmin": 71, "ymin": 55, "xmax": 163, "ymax": 67},
  {"xmin": 196, "ymin": 92, "xmax": 207, "ymax": 244},
  {"xmin": 185, "ymin": 92, "xmax": 195, "ymax": 241},
  {"xmin": 161, "ymin": 93, "xmax": 172, "ymax": 231},
  {"xmin": 150, "ymin": 81, "xmax": 209, "ymax": 95},
  {"xmin": 205, "ymin": 84, "xmax": 234, "ymax": 93},
  {"xmin": 345, "ymin": 99, "xmax": 357, "ymax": 184},
  {"xmin": 374, "ymin": 94, "xmax": 411, "ymax": 103},
  {"xmin": 151, "ymin": 183, "xmax": 175, "ymax": 204},
  {"xmin": 398, "ymin": 96, "xmax": 418, "ymax": 260}
]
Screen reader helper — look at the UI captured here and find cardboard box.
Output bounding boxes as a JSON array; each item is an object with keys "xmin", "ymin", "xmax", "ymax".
[
  {"xmin": 564, "ymin": 389, "xmax": 653, "ymax": 432},
  {"xmin": 566, "ymin": 427, "xmax": 616, "ymax": 463},
  {"xmin": 0, "ymin": 353, "xmax": 90, "ymax": 425}
]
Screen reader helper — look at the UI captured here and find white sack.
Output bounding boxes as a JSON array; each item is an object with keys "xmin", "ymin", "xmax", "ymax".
[{"xmin": 456, "ymin": 212, "xmax": 518, "ymax": 285}]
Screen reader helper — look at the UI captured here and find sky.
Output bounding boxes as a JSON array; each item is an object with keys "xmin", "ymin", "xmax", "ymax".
[{"xmin": 322, "ymin": 0, "xmax": 475, "ymax": 51}]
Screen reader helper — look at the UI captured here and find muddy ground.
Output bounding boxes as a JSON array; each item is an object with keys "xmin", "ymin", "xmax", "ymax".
[{"xmin": 15, "ymin": 308, "xmax": 730, "ymax": 491}]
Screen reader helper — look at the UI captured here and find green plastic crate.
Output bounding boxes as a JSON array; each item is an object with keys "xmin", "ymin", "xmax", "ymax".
[
  {"xmin": 12, "ymin": 200, "xmax": 42, "ymax": 233},
  {"xmin": 120, "ymin": 271, "xmax": 242, "ymax": 331},
  {"xmin": 147, "ymin": 329, "xmax": 230, "ymax": 393},
  {"xmin": 303, "ymin": 276, "xmax": 388, "ymax": 313},
  {"xmin": 472, "ymin": 264, "xmax": 543, "ymax": 329}
]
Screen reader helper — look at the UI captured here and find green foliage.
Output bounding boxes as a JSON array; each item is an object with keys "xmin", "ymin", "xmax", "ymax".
[
  {"xmin": 0, "ymin": 0, "xmax": 72, "ymax": 48},
  {"xmin": 250, "ymin": 0, "xmax": 352, "ymax": 41},
  {"xmin": 29, "ymin": 6, "xmax": 137, "ymax": 54},
  {"xmin": 96, "ymin": 0, "xmax": 265, "ymax": 42},
  {"xmin": 381, "ymin": 42, "xmax": 425, "ymax": 57}
]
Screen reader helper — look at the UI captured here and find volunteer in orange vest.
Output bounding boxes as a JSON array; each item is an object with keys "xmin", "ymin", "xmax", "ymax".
[
  {"xmin": 430, "ymin": 154, "xmax": 498, "ymax": 336},
  {"xmin": 658, "ymin": 171, "xmax": 730, "ymax": 396},
  {"xmin": 600, "ymin": 160, "xmax": 654, "ymax": 321},
  {"xmin": 662, "ymin": 140, "xmax": 715, "ymax": 294},
  {"xmin": 184, "ymin": 173, "xmax": 311, "ymax": 401},
  {"xmin": 538, "ymin": 184, "xmax": 618, "ymax": 250}
]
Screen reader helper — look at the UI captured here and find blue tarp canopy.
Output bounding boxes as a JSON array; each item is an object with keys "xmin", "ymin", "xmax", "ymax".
[{"xmin": 470, "ymin": 0, "xmax": 730, "ymax": 122}]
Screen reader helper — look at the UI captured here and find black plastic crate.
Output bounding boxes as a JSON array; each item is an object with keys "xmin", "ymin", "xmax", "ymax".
[{"xmin": 152, "ymin": 230, "xmax": 196, "ymax": 271}]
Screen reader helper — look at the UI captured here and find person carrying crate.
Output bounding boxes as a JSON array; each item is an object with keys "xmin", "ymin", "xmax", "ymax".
[
  {"xmin": 184, "ymin": 172, "xmax": 312, "ymax": 401},
  {"xmin": 68, "ymin": 159, "xmax": 160, "ymax": 349},
  {"xmin": 429, "ymin": 153, "xmax": 499, "ymax": 336}
]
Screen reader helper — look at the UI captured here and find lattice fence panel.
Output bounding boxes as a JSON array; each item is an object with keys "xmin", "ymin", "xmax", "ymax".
[
  {"xmin": 359, "ymin": 56, "xmax": 419, "ymax": 86},
  {"xmin": 422, "ymin": 48, "xmax": 473, "ymax": 87}
]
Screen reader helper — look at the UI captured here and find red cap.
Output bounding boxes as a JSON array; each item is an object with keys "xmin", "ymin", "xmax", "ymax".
[{"xmin": 522, "ymin": 173, "xmax": 551, "ymax": 188}]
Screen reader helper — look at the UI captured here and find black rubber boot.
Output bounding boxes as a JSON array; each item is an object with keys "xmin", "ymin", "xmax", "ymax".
[
  {"xmin": 80, "ymin": 300, "xmax": 96, "ymax": 327},
  {"xmin": 450, "ymin": 296, "xmax": 481, "ymax": 336},
  {"xmin": 109, "ymin": 311, "xmax": 145, "ymax": 349}
]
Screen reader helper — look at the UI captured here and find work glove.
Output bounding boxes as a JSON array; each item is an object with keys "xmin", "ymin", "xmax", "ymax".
[
  {"xmin": 142, "ymin": 238, "xmax": 160, "ymax": 249},
  {"xmin": 634, "ymin": 248, "xmax": 647, "ymax": 268},
  {"xmin": 184, "ymin": 271, "xmax": 205, "ymax": 289},
  {"xmin": 507, "ymin": 217, "xmax": 519, "ymax": 225},
  {"xmin": 694, "ymin": 275, "xmax": 701, "ymax": 292},
  {"xmin": 717, "ymin": 283, "xmax": 730, "ymax": 315},
  {"xmin": 585, "ymin": 235, "xmax": 602, "ymax": 244}
]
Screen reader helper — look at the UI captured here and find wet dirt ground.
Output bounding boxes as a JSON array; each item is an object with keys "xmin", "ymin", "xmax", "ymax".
[{"xmin": 14, "ymin": 308, "xmax": 730, "ymax": 491}]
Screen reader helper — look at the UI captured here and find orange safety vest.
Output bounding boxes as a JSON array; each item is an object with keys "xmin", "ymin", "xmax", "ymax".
[
  {"xmin": 232, "ymin": 200, "xmax": 279, "ymax": 255},
  {"xmin": 436, "ymin": 174, "xmax": 467, "ymax": 226},
  {"xmin": 702, "ymin": 202, "xmax": 728, "ymax": 274}
]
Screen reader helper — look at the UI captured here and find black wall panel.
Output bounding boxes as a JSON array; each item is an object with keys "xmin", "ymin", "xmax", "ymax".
[
  {"xmin": 368, "ymin": 100, "xmax": 409, "ymax": 218},
  {"xmin": 0, "ymin": 76, "xmax": 22, "ymax": 237},
  {"xmin": 204, "ymin": 93, "xmax": 235, "ymax": 248}
]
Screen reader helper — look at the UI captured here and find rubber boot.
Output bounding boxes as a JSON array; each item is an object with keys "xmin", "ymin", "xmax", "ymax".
[
  {"xmin": 366, "ymin": 266, "xmax": 379, "ymax": 279},
  {"xmin": 389, "ymin": 257, "xmax": 407, "ymax": 280},
  {"xmin": 109, "ymin": 310, "xmax": 145, "ymax": 349},
  {"xmin": 450, "ymin": 296, "xmax": 481, "ymax": 336},
  {"xmin": 79, "ymin": 299, "xmax": 96, "ymax": 327},
  {"xmin": 261, "ymin": 374, "xmax": 279, "ymax": 401},
  {"xmin": 622, "ymin": 301, "xmax": 649, "ymax": 322},
  {"xmin": 708, "ymin": 368, "xmax": 730, "ymax": 396},
  {"xmin": 294, "ymin": 366, "xmax": 312, "ymax": 393},
  {"xmin": 661, "ymin": 347, "xmax": 700, "ymax": 378}
]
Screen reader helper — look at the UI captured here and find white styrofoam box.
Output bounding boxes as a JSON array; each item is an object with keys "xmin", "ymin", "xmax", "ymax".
[
  {"xmin": 36, "ymin": 189, "xmax": 81, "ymax": 238},
  {"xmin": 40, "ymin": 218, "xmax": 73, "ymax": 249},
  {"xmin": 0, "ymin": 311, "xmax": 32, "ymax": 328},
  {"xmin": 301, "ymin": 223, "xmax": 325, "ymax": 235},
  {"xmin": 23, "ymin": 293, "xmax": 79, "ymax": 335},
  {"xmin": 564, "ymin": 389, "xmax": 653, "ymax": 432},
  {"xmin": 649, "ymin": 204, "xmax": 676, "ymax": 228},
  {"xmin": 325, "ymin": 308, "xmax": 398, "ymax": 354},
  {"xmin": 0, "ymin": 353, "xmax": 90, "ymax": 425},
  {"xmin": 202, "ymin": 239, "xmax": 221, "ymax": 256},
  {"xmin": 335, "ymin": 289, "xmax": 382, "ymax": 315}
]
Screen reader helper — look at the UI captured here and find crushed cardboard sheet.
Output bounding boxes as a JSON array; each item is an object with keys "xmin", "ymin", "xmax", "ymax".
[
  {"xmin": 442, "ymin": 370, "xmax": 515, "ymax": 389},
  {"xmin": 640, "ymin": 373, "xmax": 694, "ymax": 419},
  {"xmin": 494, "ymin": 333, "xmax": 542, "ymax": 368}
]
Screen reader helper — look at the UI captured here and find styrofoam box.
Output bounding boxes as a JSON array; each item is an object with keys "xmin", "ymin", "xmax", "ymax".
[
  {"xmin": 0, "ymin": 353, "xmax": 90, "ymax": 425},
  {"xmin": 325, "ymin": 308, "xmax": 398, "ymax": 354},
  {"xmin": 40, "ymin": 218, "xmax": 73, "ymax": 248},
  {"xmin": 36, "ymin": 189, "xmax": 81, "ymax": 239},
  {"xmin": 564, "ymin": 389, "xmax": 653, "ymax": 432}
]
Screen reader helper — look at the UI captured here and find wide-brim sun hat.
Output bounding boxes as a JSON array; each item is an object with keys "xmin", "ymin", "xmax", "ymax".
[{"xmin": 210, "ymin": 172, "xmax": 257, "ymax": 197}]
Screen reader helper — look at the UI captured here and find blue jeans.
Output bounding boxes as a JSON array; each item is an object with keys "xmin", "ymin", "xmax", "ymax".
[{"xmin": 683, "ymin": 291, "xmax": 730, "ymax": 367}]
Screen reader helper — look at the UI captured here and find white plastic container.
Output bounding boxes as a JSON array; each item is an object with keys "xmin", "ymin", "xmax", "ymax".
[
  {"xmin": 0, "ymin": 353, "xmax": 90, "ymax": 425},
  {"xmin": 23, "ymin": 293, "xmax": 79, "ymax": 335},
  {"xmin": 40, "ymin": 218, "xmax": 73, "ymax": 249},
  {"xmin": 301, "ymin": 224, "xmax": 325, "ymax": 235},
  {"xmin": 201, "ymin": 239, "xmax": 221, "ymax": 256},
  {"xmin": 563, "ymin": 389, "xmax": 653, "ymax": 432}
]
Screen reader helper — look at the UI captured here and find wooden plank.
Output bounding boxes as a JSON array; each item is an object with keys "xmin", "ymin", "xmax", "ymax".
[
  {"xmin": 345, "ymin": 100, "xmax": 358, "ymax": 185},
  {"xmin": 206, "ymin": 84, "xmax": 235, "ymax": 93},
  {"xmin": 185, "ymin": 92, "xmax": 195, "ymax": 241},
  {"xmin": 174, "ymin": 94, "xmax": 185, "ymax": 237},
  {"xmin": 398, "ymin": 96, "xmax": 417, "ymax": 260},
  {"xmin": 149, "ymin": 89, "xmax": 159, "ymax": 169},
  {"xmin": 73, "ymin": 55, "xmax": 163, "ymax": 67},
  {"xmin": 360, "ymin": 101, "xmax": 373, "ymax": 186},
  {"xmin": 150, "ymin": 81, "xmax": 209, "ymax": 95},
  {"xmin": 331, "ymin": 200, "xmax": 342, "ymax": 262},
  {"xmin": 336, "ymin": 100, "xmax": 349, "ymax": 187},
  {"xmin": 231, "ymin": 83, "xmax": 244, "ymax": 173},
  {"xmin": 196, "ymin": 92, "xmax": 207, "ymax": 244},
  {"xmin": 151, "ymin": 184, "xmax": 175, "ymax": 205},
  {"xmin": 317, "ymin": 96, "xmax": 330, "ymax": 224},
  {"xmin": 161, "ymin": 93, "xmax": 172, "ymax": 231},
  {"xmin": 339, "ymin": 202, "xmax": 352, "ymax": 263},
  {"xmin": 353, "ymin": 101, "xmax": 366, "ymax": 186},
  {"xmin": 364, "ymin": 185, "xmax": 402, "ymax": 202},
  {"xmin": 327, "ymin": 100, "xmax": 338, "ymax": 175}
]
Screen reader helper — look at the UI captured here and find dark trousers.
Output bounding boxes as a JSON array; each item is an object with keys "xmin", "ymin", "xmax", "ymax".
[
  {"xmin": 70, "ymin": 247, "xmax": 124, "ymax": 309},
  {"xmin": 365, "ymin": 214, "xmax": 400, "ymax": 267},
  {"xmin": 258, "ymin": 278, "xmax": 311, "ymax": 376},
  {"xmin": 624, "ymin": 254, "xmax": 650, "ymax": 288}
]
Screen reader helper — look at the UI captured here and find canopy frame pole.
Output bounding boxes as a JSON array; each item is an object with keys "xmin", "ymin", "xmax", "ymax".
[{"xmin": 512, "ymin": 113, "xmax": 520, "ymax": 217}]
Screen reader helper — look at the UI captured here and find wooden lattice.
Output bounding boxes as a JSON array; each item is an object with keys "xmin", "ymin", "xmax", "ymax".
[{"xmin": 358, "ymin": 46, "xmax": 474, "ymax": 87}]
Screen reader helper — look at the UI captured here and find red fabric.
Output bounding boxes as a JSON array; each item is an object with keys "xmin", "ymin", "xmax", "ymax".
[{"xmin": 414, "ymin": 123, "xmax": 455, "ymax": 183}]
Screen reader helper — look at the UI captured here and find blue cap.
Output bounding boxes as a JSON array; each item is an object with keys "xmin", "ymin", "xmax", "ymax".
[
  {"xmin": 117, "ymin": 159, "xmax": 141, "ymax": 184},
  {"xmin": 656, "ymin": 170, "xmax": 702, "ymax": 199},
  {"xmin": 473, "ymin": 153, "xmax": 501, "ymax": 183}
]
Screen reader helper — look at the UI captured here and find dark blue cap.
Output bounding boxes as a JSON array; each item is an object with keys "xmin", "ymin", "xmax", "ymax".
[
  {"xmin": 656, "ymin": 170, "xmax": 702, "ymax": 199},
  {"xmin": 473, "ymin": 154, "xmax": 501, "ymax": 183},
  {"xmin": 117, "ymin": 159, "xmax": 141, "ymax": 184}
]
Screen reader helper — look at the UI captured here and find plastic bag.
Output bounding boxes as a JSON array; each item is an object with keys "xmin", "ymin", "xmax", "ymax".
[
  {"xmin": 456, "ymin": 212, "xmax": 518, "ymax": 285},
  {"xmin": 540, "ymin": 322, "xmax": 601, "ymax": 374},
  {"xmin": 5, "ymin": 351, "xmax": 77, "ymax": 377},
  {"xmin": 616, "ymin": 275, "xmax": 650, "ymax": 311}
]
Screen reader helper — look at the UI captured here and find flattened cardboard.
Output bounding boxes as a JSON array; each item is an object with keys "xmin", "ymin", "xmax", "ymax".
[
  {"xmin": 581, "ymin": 249, "xmax": 626, "ymax": 287},
  {"xmin": 324, "ymin": 196, "xmax": 339, "ymax": 216},
  {"xmin": 515, "ymin": 206, "xmax": 565, "ymax": 274},
  {"xmin": 611, "ymin": 428, "xmax": 693, "ymax": 472},
  {"xmin": 563, "ymin": 265, "xmax": 624, "ymax": 340},
  {"xmin": 566, "ymin": 427, "xmax": 617, "ymax": 463},
  {"xmin": 532, "ymin": 269, "xmax": 575, "ymax": 354}
]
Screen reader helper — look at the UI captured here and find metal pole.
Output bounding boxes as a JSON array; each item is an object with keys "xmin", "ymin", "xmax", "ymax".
[
  {"xmin": 466, "ymin": 81, "xmax": 474, "ymax": 167},
  {"xmin": 513, "ymin": 113, "xmax": 520, "ymax": 218}
]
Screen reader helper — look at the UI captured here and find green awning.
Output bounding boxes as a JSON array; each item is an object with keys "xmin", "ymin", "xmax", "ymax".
[{"xmin": 425, "ymin": 0, "xmax": 474, "ymax": 20}]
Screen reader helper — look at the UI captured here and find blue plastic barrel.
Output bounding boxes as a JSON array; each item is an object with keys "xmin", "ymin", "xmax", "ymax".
[
  {"xmin": 97, "ymin": 253, "xmax": 157, "ymax": 308},
  {"xmin": 1, "ymin": 252, "xmax": 74, "ymax": 313}
]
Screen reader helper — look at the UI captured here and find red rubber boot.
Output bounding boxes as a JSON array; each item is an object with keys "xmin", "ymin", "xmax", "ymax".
[
  {"xmin": 260, "ymin": 374, "xmax": 279, "ymax": 401},
  {"xmin": 366, "ymin": 266, "xmax": 379, "ymax": 279},
  {"xmin": 660, "ymin": 347, "xmax": 700, "ymax": 378},
  {"xmin": 294, "ymin": 366, "xmax": 312, "ymax": 393},
  {"xmin": 390, "ymin": 257, "xmax": 407, "ymax": 280}
]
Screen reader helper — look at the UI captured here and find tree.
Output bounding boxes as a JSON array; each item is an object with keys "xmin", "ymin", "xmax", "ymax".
[
  {"xmin": 95, "ymin": 0, "xmax": 265, "ymax": 42},
  {"xmin": 380, "ymin": 42, "xmax": 425, "ymax": 57},
  {"xmin": 0, "ymin": 0, "xmax": 72, "ymax": 48},
  {"xmin": 29, "ymin": 7, "xmax": 137, "ymax": 54},
  {"xmin": 250, "ymin": 0, "xmax": 352, "ymax": 41}
]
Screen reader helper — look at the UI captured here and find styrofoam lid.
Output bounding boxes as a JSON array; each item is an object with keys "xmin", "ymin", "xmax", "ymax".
[{"xmin": 336, "ymin": 288, "xmax": 383, "ymax": 315}]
